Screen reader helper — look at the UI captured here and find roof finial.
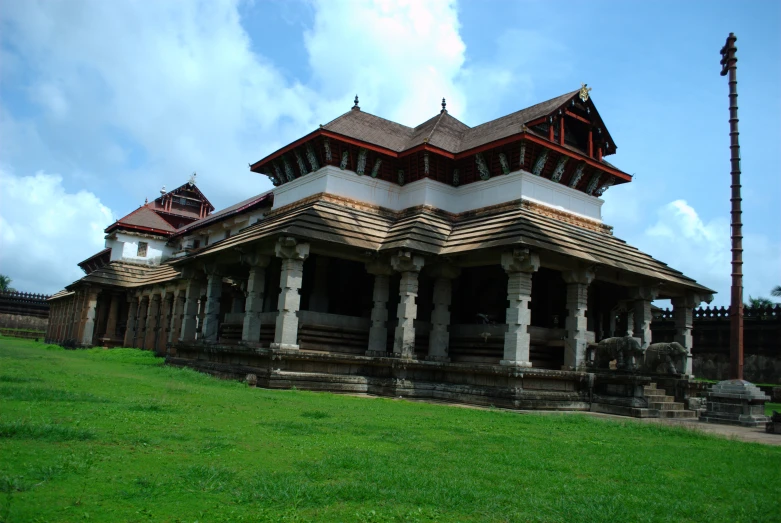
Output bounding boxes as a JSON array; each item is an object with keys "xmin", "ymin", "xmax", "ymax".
[
  {"xmin": 579, "ymin": 83, "xmax": 592, "ymax": 102},
  {"xmin": 189, "ymin": 172, "xmax": 197, "ymax": 186},
  {"xmin": 441, "ymin": 97, "xmax": 446, "ymax": 113},
  {"xmin": 144, "ymin": 197, "xmax": 148, "ymax": 205},
  {"xmin": 352, "ymin": 94, "xmax": 360, "ymax": 111},
  {"xmin": 160, "ymin": 185, "xmax": 166, "ymax": 195}
]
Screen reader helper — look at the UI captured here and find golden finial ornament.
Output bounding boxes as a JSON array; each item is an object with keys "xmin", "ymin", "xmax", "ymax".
[{"xmin": 579, "ymin": 83, "xmax": 592, "ymax": 102}]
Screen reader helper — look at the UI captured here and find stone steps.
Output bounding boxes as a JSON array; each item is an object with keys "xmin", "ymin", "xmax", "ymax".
[
  {"xmin": 649, "ymin": 402, "xmax": 684, "ymax": 411},
  {"xmin": 645, "ymin": 383, "xmax": 697, "ymax": 420}
]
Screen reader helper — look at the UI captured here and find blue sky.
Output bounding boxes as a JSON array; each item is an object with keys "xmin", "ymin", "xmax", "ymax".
[{"xmin": 0, "ymin": 0, "xmax": 778, "ymax": 303}]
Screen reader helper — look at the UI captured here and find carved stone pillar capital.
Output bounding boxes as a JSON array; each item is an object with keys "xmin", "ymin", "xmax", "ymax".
[
  {"xmin": 671, "ymin": 292, "xmax": 712, "ymax": 309},
  {"xmin": 240, "ymin": 251, "xmax": 271, "ymax": 268},
  {"xmin": 427, "ymin": 263, "xmax": 461, "ymax": 280},
  {"xmin": 365, "ymin": 259, "xmax": 393, "ymax": 276},
  {"xmin": 275, "ymin": 236, "xmax": 310, "ymax": 261},
  {"xmin": 501, "ymin": 249, "xmax": 540, "ymax": 274},
  {"xmin": 391, "ymin": 251, "xmax": 424, "ymax": 273},
  {"xmin": 562, "ymin": 268, "xmax": 595, "ymax": 286},
  {"xmin": 203, "ymin": 263, "xmax": 225, "ymax": 278},
  {"xmin": 629, "ymin": 286, "xmax": 659, "ymax": 302}
]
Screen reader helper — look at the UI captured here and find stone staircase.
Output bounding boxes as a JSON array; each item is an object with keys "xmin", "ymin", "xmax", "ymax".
[{"xmin": 644, "ymin": 383, "xmax": 697, "ymax": 420}]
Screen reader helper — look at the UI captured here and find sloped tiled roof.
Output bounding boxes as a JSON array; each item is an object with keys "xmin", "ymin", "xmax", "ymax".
[
  {"xmin": 66, "ymin": 261, "xmax": 180, "ymax": 290},
  {"xmin": 106, "ymin": 206, "xmax": 178, "ymax": 234},
  {"xmin": 457, "ymin": 91, "xmax": 578, "ymax": 152},
  {"xmin": 322, "ymin": 90, "xmax": 580, "ymax": 155},
  {"xmin": 48, "ymin": 289, "xmax": 75, "ymax": 301},
  {"xmin": 323, "ymin": 109, "xmax": 413, "ymax": 152},
  {"xmin": 171, "ymin": 190, "xmax": 273, "ymax": 238},
  {"xmin": 182, "ymin": 194, "xmax": 713, "ymax": 296}
]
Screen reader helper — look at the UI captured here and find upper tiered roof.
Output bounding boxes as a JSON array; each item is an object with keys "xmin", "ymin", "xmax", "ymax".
[
  {"xmin": 250, "ymin": 86, "xmax": 627, "ymax": 195},
  {"xmin": 105, "ymin": 179, "xmax": 215, "ymax": 237}
]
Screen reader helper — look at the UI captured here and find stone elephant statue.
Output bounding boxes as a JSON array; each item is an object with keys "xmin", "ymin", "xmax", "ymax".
[
  {"xmin": 643, "ymin": 342, "xmax": 688, "ymax": 375},
  {"xmin": 586, "ymin": 336, "xmax": 645, "ymax": 371}
]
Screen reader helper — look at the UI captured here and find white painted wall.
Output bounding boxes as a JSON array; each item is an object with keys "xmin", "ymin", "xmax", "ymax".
[
  {"xmin": 106, "ymin": 232, "xmax": 174, "ymax": 265},
  {"xmin": 271, "ymin": 165, "xmax": 603, "ymax": 222}
]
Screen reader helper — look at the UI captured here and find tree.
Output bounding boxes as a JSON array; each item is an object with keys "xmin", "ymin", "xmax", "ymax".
[
  {"xmin": 0, "ymin": 274, "xmax": 13, "ymax": 292},
  {"xmin": 772, "ymin": 285, "xmax": 781, "ymax": 298},
  {"xmin": 746, "ymin": 295, "xmax": 774, "ymax": 308}
]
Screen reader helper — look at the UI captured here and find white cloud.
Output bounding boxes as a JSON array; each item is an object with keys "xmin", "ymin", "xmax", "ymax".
[
  {"xmin": 627, "ymin": 199, "xmax": 780, "ymax": 306},
  {"xmin": 305, "ymin": 0, "xmax": 467, "ymax": 125},
  {"xmin": 0, "ymin": 168, "xmax": 114, "ymax": 294},
  {"xmin": 0, "ymin": 0, "xmax": 567, "ymax": 294}
]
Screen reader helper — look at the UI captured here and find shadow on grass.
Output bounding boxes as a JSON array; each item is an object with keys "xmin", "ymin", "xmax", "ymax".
[
  {"xmin": 0, "ymin": 385, "xmax": 110, "ymax": 403},
  {"xmin": 0, "ymin": 421, "xmax": 95, "ymax": 441},
  {"xmin": 0, "ymin": 376, "xmax": 43, "ymax": 384}
]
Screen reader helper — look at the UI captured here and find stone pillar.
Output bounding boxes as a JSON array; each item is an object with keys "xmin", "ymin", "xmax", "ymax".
[
  {"xmin": 75, "ymin": 291, "xmax": 89, "ymax": 343},
  {"xmin": 241, "ymin": 253, "xmax": 271, "ymax": 343},
  {"xmin": 180, "ymin": 279, "xmax": 202, "ymax": 342},
  {"xmin": 104, "ymin": 294, "xmax": 121, "ymax": 340},
  {"xmin": 562, "ymin": 268, "xmax": 595, "ymax": 370},
  {"xmin": 391, "ymin": 251, "xmax": 425, "ymax": 359},
  {"xmin": 70, "ymin": 291, "xmax": 83, "ymax": 342},
  {"xmin": 201, "ymin": 266, "xmax": 224, "ymax": 343},
  {"xmin": 501, "ymin": 249, "xmax": 540, "ymax": 367},
  {"xmin": 169, "ymin": 289, "xmax": 185, "ymax": 344},
  {"xmin": 66, "ymin": 295, "xmax": 77, "ymax": 341},
  {"xmin": 671, "ymin": 293, "xmax": 710, "ymax": 376},
  {"xmin": 630, "ymin": 286, "xmax": 658, "ymax": 349},
  {"xmin": 231, "ymin": 293, "xmax": 244, "ymax": 314},
  {"xmin": 144, "ymin": 294, "xmax": 161, "ymax": 350},
  {"xmin": 123, "ymin": 296, "xmax": 139, "ymax": 347},
  {"xmin": 79, "ymin": 289, "xmax": 99, "ymax": 347},
  {"xmin": 271, "ymin": 237, "xmax": 310, "ymax": 350},
  {"xmin": 366, "ymin": 261, "xmax": 393, "ymax": 356},
  {"xmin": 45, "ymin": 304, "xmax": 55, "ymax": 342},
  {"xmin": 136, "ymin": 296, "xmax": 149, "ymax": 349},
  {"xmin": 309, "ymin": 256, "xmax": 330, "ymax": 313},
  {"xmin": 427, "ymin": 264, "xmax": 461, "ymax": 362},
  {"xmin": 158, "ymin": 293, "xmax": 173, "ymax": 353}
]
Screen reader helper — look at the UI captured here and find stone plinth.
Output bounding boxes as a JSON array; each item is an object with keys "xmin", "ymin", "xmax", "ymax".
[{"xmin": 700, "ymin": 379, "xmax": 770, "ymax": 427}]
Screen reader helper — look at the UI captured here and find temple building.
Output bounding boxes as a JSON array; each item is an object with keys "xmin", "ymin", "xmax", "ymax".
[{"xmin": 46, "ymin": 87, "xmax": 715, "ymax": 416}]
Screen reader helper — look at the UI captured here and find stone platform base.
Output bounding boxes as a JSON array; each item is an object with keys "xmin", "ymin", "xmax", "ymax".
[
  {"xmin": 701, "ymin": 379, "xmax": 770, "ymax": 427},
  {"xmin": 168, "ymin": 343, "xmax": 699, "ymax": 417}
]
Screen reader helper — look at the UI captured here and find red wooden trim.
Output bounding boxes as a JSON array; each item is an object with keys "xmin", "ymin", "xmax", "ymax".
[
  {"xmin": 400, "ymin": 143, "xmax": 455, "ymax": 159},
  {"xmin": 588, "ymin": 129, "xmax": 593, "ymax": 158},
  {"xmin": 559, "ymin": 117, "xmax": 565, "ymax": 146},
  {"xmin": 105, "ymin": 223, "xmax": 174, "ymax": 236},
  {"xmin": 319, "ymin": 130, "xmax": 399, "ymax": 157},
  {"xmin": 250, "ymin": 129, "xmax": 322, "ymax": 171},
  {"xmin": 522, "ymin": 133, "xmax": 631, "ymax": 181},
  {"xmin": 548, "ymin": 122, "xmax": 554, "ymax": 141},
  {"xmin": 454, "ymin": 133, "xmax": 525, "ymax": 159},
  {"xmin": 597, "ymin": 147, "xmax": 603, "ymax": 162},
  {"xmin": 565, "ymin": 110, "xmax": 590, "ymax": 124},
  {"xmin": 525, "ymin": 116, "xmax": 547, "ymax": 127}
]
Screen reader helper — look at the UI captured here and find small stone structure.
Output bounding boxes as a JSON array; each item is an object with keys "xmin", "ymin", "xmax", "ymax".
[{"xmin": 700, "ymin": 379, "xmax": 770, "ymax": 427}]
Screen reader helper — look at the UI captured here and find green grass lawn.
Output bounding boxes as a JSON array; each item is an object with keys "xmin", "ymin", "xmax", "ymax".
[{"xmin": 1, "ymin": 337, "xmax": 779, "ymax": 523}]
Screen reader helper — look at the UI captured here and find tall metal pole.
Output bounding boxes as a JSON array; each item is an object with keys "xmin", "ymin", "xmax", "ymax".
[{"xmin": 720, "ymin": 33, "xmax": 743, "ymax": 380}]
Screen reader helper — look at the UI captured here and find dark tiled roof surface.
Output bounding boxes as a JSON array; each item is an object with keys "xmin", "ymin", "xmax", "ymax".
[
  {"xmin": 172, "ymin": 190, "xmax": 273, "ymax": 237},
  {"xmin": 78, "ymin": 248, "xmax": 111, "ymax": 266},
  {"xmin": 48, "ymin": 289, "xmax": 75, "ymax": 301},
  {"xmin": 323, "ymin": 109, "xmax": 413, "ymax": 152},
  {"xmin": 109, "ymin": 206, "xmax": 178, "ymax": 233},
  {"xmin": 322, "ymin": 90, "xmax": 580, "ymax": 155},
  {"xmin": 66, "ymin": 261, "xmax": 181, "ymax": 290},
  {"xmin": 185, "ymin": 195, "xmax": 713, "ymax": 295}
]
